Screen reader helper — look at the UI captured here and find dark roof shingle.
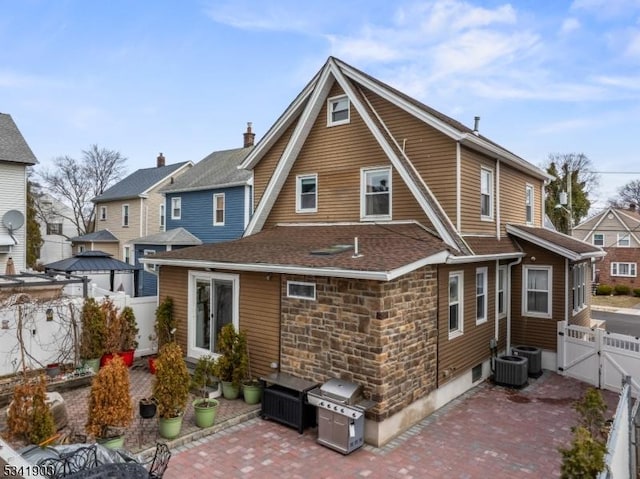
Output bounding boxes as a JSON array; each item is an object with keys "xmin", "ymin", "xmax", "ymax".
[{"xmin": 0, "ymin": 113, "xmax": 37, "ymax": 165}]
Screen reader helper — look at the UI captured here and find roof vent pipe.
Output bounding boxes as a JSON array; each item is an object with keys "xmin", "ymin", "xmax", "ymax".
[
  {"xmin": 352, "ymin": 237, "xmax": 362, "ymax": 258},
  {"xmin": 473, "ymin": 116, "xmax": 480, "ymax": 135}
]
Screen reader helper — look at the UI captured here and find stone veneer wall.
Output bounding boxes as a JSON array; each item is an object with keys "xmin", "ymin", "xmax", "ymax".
[{"xmin": 280, "ymin": 267, "xmax": 438, "ymax": 421}]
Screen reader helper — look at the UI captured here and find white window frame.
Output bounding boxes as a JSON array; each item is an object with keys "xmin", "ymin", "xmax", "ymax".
[
  {"xmin": 78, "ymin": 245, "xmax": 85, "ymax": 254},
  {"xmin": 523, "ymin": 265, "xmax": 552, "ymax": 318},
  {"xmin": 448, "ymin": 271, "xmax": 464, "ymax": 338},
  {"xmin": 122, "ymin": 204, "xmax": 129, "ymax": 227},
  {"xmin": 611, "ymin": 262, "xmax": 637, "ymax": 277},
  {"xmin": 525, "ymin": 184, "xmax": 534, "ymax": 225},
  {"xmin": 476, "ymin": 267, "xmax": 488, "ymax": 324},
  {"xmin": 159, "ymin": 204, "xmax": 165, "ymax": 231},
  {"xmin": 286, "ymin": 281, "xmax": 316, "ymax": 300},
  {"xmin": 171, "ymin": 197, "xmax": 182, "ymax": 220},
  {"xmin": 99, "ymin": 206, "xmax": 107, "ymax": 221},
  {"xmin": 497, "ymin": 265, "xmax": 507, "ymax": 319},
  {"xmin": 143, "ymin": 249, "xmax": 157, "ymax": 273},
  {"xmin": 213, "ymin": 193, "xmax": 225, "ymax": 226},
  {"xmin": 480, "ymin": 167, "xmax": 494, "ymax": 221},
  {"xmin": 361, "ymin": 166, "xmax": 391, "ymax": 220},
  {"xmin": 572, "ymin": 263, "xmax": 587, "ymax": 314},
  {"xmin": 327, "ymin": 95, "xmax": 350, "ymax": 126},
  {"xmin": 593, "ymin": 233, "xmax": 604, "ymax": 246},
  {"xmin": 123, "ymin": 246, "xmax": 131, "ymax": 264},
  {"xmin": 296, "ymin": 174, "xmax": 318, "ymax": 213},
  {"xmin": 617, "ymin": 233, "xmax": 630, "ymax": 247}
]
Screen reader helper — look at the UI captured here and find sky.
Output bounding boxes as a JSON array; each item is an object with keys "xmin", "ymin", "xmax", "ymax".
[{"xmin": 2, "ymin": 0, "xmax": 640, "ymax": 213}]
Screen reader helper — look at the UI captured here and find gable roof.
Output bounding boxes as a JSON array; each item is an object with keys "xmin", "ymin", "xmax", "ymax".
[
  {"xmin": 92, "ymin": 161, "xmax": 192, "ymax": 203},
  {"xmin": 239, "ymin": 57, "xmax": 548, "ymax": 254},
  {"xmin": 142, "ymin": 222, "xmax": 451, "ymax": 281},
  {"xmin": 128, "ymin": 227, "xmax": 202, "ymax": 246},
  {"xmin": 161, "ymin": 147, "xmax": 252, "ymax": 194},
  {"xmin": 506, "ymin": 224, "xmax": 606, "ymax": 261},
  {"xmin": 70, "ymin": 229, "xmax": 118, "ymax": 243},
  {"xmin": 574, "ymin": 207, "xmax": 640, "ymax": 245},
  {"xmin": 0, "ymin": 113, "xmax": 37, "ymax": 165}
]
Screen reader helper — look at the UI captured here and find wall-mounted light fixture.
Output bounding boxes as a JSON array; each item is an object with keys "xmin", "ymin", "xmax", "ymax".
[
  {"xmin": 530, "ymin": 256, "xmax": 536, "ymax": 262},
  {"xmin": 46, "ymin": 308, "xmax": 54, "ymax": 321}
]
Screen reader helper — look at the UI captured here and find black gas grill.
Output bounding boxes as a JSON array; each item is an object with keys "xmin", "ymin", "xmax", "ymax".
[{"xmin": 306, "ymin": 378, "xmax": 374, "ymax": 454}]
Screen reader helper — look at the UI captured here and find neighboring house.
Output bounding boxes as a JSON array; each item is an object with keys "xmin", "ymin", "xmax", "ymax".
[
  {"xmin": 161, "ymin": 123, "xmax": 254, "ymax": 243},
  {"xmin": 0, "ymin": 113, "xmax": 38, "ymax": 274},
  {"xmin": 573, "ymin": 205, "xmax": 640, "ymax": 290},
  {"xmin": 128, "ymin": 227, "xmax": 202, "ymax": 297},
  {"xmin": 69, "ymin": 230, "xmax": 119, "ymax": 259},
  {"xmin": 36, "ymin": 193, "xmax": 79, "ymax": 265},
  {"xmin": 143, "ymin": 57, "xmax": 604, "ymax": 447},
  {"xmin": 82, "ymin": 155, "xmax": 192, "ymax": 264}
]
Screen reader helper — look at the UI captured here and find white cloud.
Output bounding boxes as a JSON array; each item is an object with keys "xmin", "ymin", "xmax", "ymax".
[
  {"xmin": 594, "ymin": 74, "xmax": 640, "ymax": 89},
  {"xmin": 560, "ymin": 18, "xmax": 581, "ymax": 34},
  {"xmin": 571, "ymin": 0, "xmax": 640, "ymax": 16},
  {"xmin": 624, "ymin": 29, "xmax": 640, "ymax": 58}
]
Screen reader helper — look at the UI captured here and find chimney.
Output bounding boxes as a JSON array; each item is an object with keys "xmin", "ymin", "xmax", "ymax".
[
  {"xmin": 243, "ymin": 122, "xmax": 255, "ymax": 148},
  {"xmin": 630, "ymin": 203, "xmax": 637, "ymax": 213},
  {"xmin": 473, "ymin": 116, "xmax": 480, "ymax": 135},
  {"xmin": 157, "ymin": 153, "xmax": 165, "ymax": 167}
]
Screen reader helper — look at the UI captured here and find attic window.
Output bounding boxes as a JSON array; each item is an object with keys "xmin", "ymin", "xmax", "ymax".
[
  {"xmin": 327, "ymin": 95, "xmax": 350, "ymax": 126},
  {"xmin": 310, "ymin": 244, "xmax": 353, "ymax": 255}
]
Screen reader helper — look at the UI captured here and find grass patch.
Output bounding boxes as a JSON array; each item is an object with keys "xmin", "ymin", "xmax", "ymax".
[{"xmin": 591, "ymin": 294, "xmax": 640, "ymax": 308}]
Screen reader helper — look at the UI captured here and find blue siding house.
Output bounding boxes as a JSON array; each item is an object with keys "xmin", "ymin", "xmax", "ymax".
[
  {"xmin": 129, "ymin": 227, "xmax": 202, "ymax": 296},
  {"xmin": 160, "ymin": 124, "xmax": 255, "ymax": 244}
]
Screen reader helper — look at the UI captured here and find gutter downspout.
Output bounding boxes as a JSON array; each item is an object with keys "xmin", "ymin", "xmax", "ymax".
[{"xmin": 506, "ymin": 255, "xmax": 523, "ymax": 354}]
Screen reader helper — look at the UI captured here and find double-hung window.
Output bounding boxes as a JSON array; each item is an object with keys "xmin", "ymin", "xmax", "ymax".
[
  {"xmin": 171, "ymin": 197, "xmax": 181, "ymax": 220},
  {"xmin": 327, "ymin": 95, "xmax": 350, "ymax": 126},
  {"xmin": 122, "ymin": 204, "xmax": 129, "ymax": 227},
  {"xmin": 593, "ymin": 233, "xmax": 604, "ymax": 246},
  {"xmin": 618, "ymin": 233, "xmax": 630, "ymax": 247},
  {"xmin": 213, "ymin": 193, "xmax": 225, "ymax": 225},
  {"xmin": 159, "ymin": 204, "xmax": 165, "ymax": 230},
  {"xmin": 99, "ymin": 206, "xmax": 107, "ymax": 221},
  {"xmin": 449, "ymin": 272, "xmax": 463, "ymax": 338},
  {"xmin": 296, "ymin": 174, "xmax": 317, "ymax": 213},
  {"xmin": 476, "ymin": 267, "xmax": 488, "ymax": 324},
  {"xmin": 480, "ymin": 167, "xmax": 493, "ymax": 220},
  {"xmin": 525, "ymin": 185, "xmax": 534, "ymax": 224},
  {"xmin": 47, "ymin": 223, "xmax": 63, "ymax": 235},
  {"xmin": 523, "ymin": 265, "xmax": 552, "ymax": 318},
  {"xmin": 497, "ymin": 266, "xmax": 507, "ymax": 318},
  {"xmin": 611, "ymin": 262, "xmax": 637, "ymax": 277},
  {"xmin": 361, "ymin": 167, "xmax": 391, "ymax": 220}
]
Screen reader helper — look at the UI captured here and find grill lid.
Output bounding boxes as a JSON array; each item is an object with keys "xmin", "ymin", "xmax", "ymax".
[{"xmin": 320, "ymin": 378, "xmax": 362, "ymax": 404}]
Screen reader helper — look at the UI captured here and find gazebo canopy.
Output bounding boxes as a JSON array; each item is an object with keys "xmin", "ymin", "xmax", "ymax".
[{"xmin": 44, "ymin": 250, "xmax": 138, "ymax": 273}]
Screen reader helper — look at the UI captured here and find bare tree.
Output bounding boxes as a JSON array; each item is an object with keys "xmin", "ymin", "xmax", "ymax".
[
  {"xmin": 38, "ymin": 145, "xmax": 127, "ymax": 235},
  {"xmin": 609, "ymin": 179, "xmax": 640, "ymax": 208}
]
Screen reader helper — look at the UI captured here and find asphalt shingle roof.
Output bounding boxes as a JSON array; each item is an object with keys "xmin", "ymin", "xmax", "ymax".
[
  {"xmin": 129, "ymin": 227, "xmax": 202, "ymax": 246},
  {"xmin": 0, "ymin": 113, "xmax": 37, "ymax": 165},
  {"xmin": 148, "ymin": 222, "xmax": 450, "ymax": 273},
  {"xmin": 70, "ymin": 230, "xmax": 118, "ymax": 242},
  {"xmin": 160, "ymin": 147, "xmax": 252, "ymax": 193},
  {"xmin": 508, "ymin": 224, "xmax": 604, "ymax": 257},
  {"xmin": 93, "ymin": 162, "xmax": 190, "ymax": 202}
]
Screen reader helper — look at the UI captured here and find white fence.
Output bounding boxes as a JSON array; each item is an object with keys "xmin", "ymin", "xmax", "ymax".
[
  {"xmin": 557, "ymin": 321, "xmax": 640, "ymax": 396},
  {"xmin": 598, "ymin": 378, "xmax": 635, "ymax": 479},
  {"xmin": 0, "ymin": 292, "xmax": 158, "ymax": 377}
]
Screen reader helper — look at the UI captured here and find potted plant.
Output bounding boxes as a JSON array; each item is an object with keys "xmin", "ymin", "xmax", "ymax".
[
  {"xmin": 101, "ymin": 298, "xmax": 122, "ymax": 367},
  {"xmin": 149, "ymin": 296, "xmax": 175, "ymax": 374},
  {"xmin": 191, "ymin": 355, "xmax": 219, "ymax": 428},
  {"xmin": 152, "ymin": 342, "xmax": 190, "ymax": 439},
  {"xmin": 242, "ymin": 378, "xmax": 263, "ymax": 405},
  {"xmin": 85, "ymin": 354, "xmax": 133, "ymax": 449},
  {"xmin": 212, "ymin": 324, "xmax": 249, "ymax": 400},
  {"xmin": 79, "ymin": 297, "xmax": 106, "ymax": 373},
  {"xmin": 6, "ymin": 375, "xmax": 56, "ymax": 444},
  {"xmin": 118, "ymin": 306, "xmax": 138, "ymax": 367}
]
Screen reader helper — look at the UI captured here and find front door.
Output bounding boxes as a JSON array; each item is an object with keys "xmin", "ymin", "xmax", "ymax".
[{"xmin": 188, "ymin": 271, "xmax": 239, "ymax": 358}]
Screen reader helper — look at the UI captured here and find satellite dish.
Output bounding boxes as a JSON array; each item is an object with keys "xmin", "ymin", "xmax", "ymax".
[{"xmin": 3, "ymin": 210, "xmax": 25, "ymax": 233}]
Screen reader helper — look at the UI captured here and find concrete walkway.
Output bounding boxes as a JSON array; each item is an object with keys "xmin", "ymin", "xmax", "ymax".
[{"xmin": 165, "ymin": 372, "xmax": 618, "ymax": 479}]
